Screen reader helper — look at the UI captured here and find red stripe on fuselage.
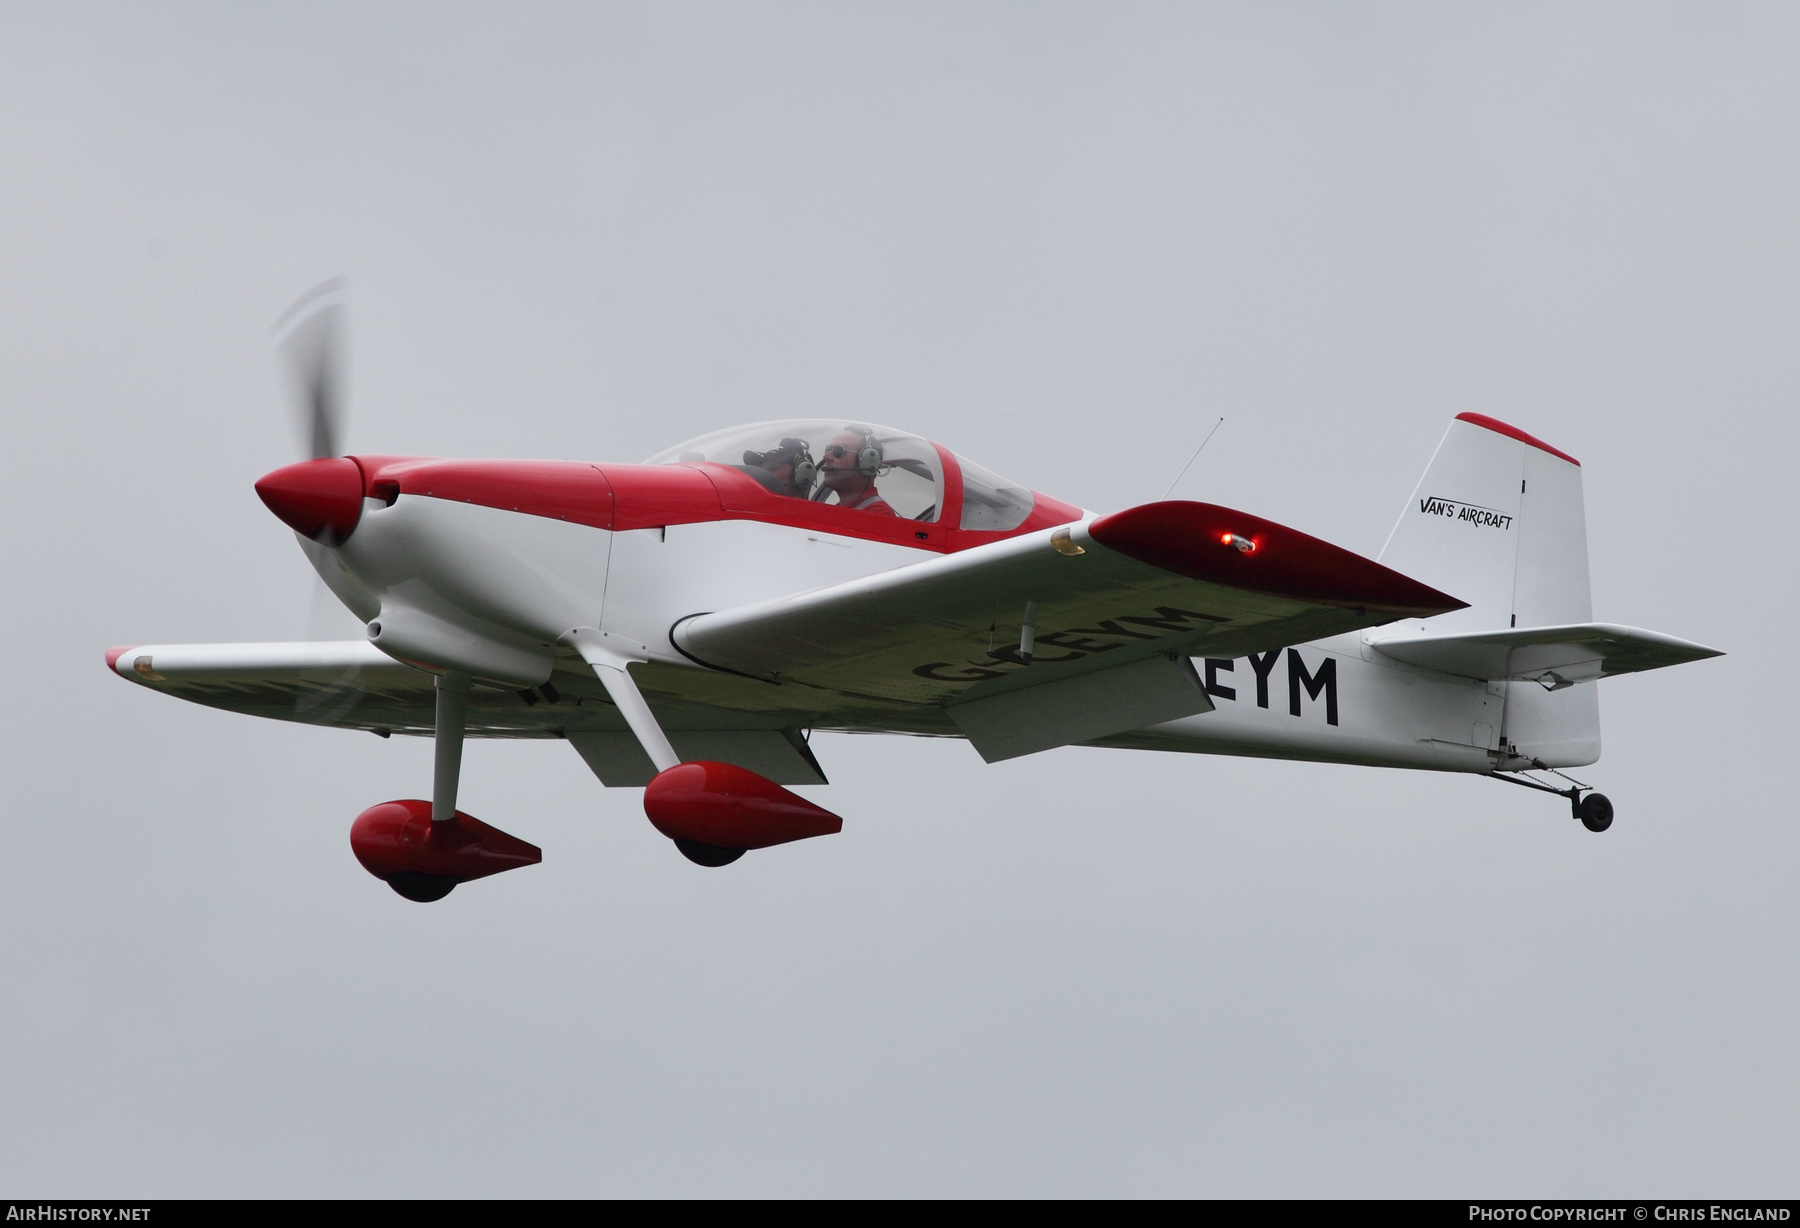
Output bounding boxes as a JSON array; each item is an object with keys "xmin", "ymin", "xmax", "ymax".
[
  {"xmin": 352, "ymin": 456, "xmax": 620, "ymax": 529},
  {"xmin": 349, "ymin": 455, "xmax": 1082, "ymax": 553}
]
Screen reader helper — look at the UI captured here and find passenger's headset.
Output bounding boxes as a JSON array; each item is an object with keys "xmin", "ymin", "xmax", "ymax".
[
  {"xmin": 744, "ymin": 438, "xmax": 818, "ymax": 489},
  {"xmin": 782, "ymin": 438, "xmax": 818, "ymax": 488}
]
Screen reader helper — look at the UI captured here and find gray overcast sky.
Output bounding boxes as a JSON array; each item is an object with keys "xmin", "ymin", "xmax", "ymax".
[{"xmin": 1, "ymin": 2, "xmax": 1793, "ymax": 1197}]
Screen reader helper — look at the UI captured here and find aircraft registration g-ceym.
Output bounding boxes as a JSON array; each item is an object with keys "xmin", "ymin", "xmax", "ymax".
[{"xmin": 107, "ymin": 290, "xmax": 1723, "ymax": 901}]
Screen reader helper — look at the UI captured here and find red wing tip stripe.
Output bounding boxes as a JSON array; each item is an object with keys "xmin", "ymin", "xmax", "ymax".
[
  {"xmin": 105, "ymin": 645, "xmax": 138, "ymax": 672},
  {"xmin": 1454, "ymin": 413, "xmax": 1581, "ymax": 467},
  {"xmin": 1090, "ymin": 502, "xmax": 1468, "ymax": 617}
]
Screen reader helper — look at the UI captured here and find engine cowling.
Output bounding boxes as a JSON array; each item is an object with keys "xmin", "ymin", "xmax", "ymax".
[{"xmin": 350, "ymin": 800, "xmax": 541, "ymax": 902}]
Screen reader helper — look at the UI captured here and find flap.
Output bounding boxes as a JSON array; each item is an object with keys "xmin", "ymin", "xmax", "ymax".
[
  {"xmin": 949, "ymin": 653, "xmax": 1213, "ymax": 763},
  {"xmin": 567, "ymin": 729, "xmax": 827, "ymax": 786},
  {"xmin": 672, "ymin": 501, "xmax": 1464, "ymax": 707},
  {"xmin": 1368, "ymin": 622, "xmax": 1723, "ymax": 685}
]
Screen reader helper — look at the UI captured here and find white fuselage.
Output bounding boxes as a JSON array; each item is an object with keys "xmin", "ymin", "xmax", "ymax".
[{"xmin": 309, "ymin": 492, "xmax": 1547, "ymax": 777}]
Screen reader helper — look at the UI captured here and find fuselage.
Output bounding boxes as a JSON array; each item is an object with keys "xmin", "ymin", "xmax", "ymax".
[{"xmin": 261, "ymin": 437, "xmax": 1529, "ymax": 777}]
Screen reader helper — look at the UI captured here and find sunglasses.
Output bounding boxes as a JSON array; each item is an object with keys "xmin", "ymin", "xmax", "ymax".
[{"xmin": 824, "ymin": 445, "xmax": 858, "ymax": 459}]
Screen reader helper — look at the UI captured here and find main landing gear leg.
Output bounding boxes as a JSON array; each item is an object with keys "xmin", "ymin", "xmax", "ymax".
[
  {"xmin": 1491, "ymin": 764, "xmax": 1613, "ymax": 833},
  {"xmin": 349, "ymin": 667, "xmax": 542, "ymax": 900},
  {"xmin": 559, "ymin": 630, "xmax": 680, "ymax": 774},
  {"xmin": 562, "ymin": 628, "xmax": 740, "ymax": 867},
  {"xmin": 380, "ymin": 669, "xmax": 475, "ymax": 901},
  {"xmin": 432, "ymin": 669, "xmax": 471, "ymax": 824},
  {"xmin": 559, "ymin": 627, "xmax": 842, "ymax": 868}
]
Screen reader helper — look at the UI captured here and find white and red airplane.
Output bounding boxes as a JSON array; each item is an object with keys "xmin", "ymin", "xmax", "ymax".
[{"xmin": 107, "ymin": 292, "xmax": 1722, "ymax": 901}]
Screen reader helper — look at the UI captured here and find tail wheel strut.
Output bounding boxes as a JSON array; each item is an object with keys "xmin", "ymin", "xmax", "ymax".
[{"xmin": 1491, "ymin": 765, "xmax": 1614, "ymax": 834}]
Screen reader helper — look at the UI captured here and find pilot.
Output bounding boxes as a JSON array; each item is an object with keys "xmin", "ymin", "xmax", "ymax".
[
  {"xmin": 817, "ymin": 426, "xmax": 896, "ymax": 515},
  {"xmin": 742, "ymin": 437, "xmax": 816, "ymax": 499}
]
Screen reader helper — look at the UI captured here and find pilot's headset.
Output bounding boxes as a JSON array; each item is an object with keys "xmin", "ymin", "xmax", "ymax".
[{"xmin": 844, "ymin": 425, "xmax": 884, "ymax": 477}]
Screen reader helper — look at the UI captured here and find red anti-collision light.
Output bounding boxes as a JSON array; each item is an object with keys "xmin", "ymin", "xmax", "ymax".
[
  {"xmin": 255, "ymin": 457, "xmax": 365, "ymax": 543},
  {"xmin": 644, "ymin": 761, "xmax": 843, "ymax": 850}
]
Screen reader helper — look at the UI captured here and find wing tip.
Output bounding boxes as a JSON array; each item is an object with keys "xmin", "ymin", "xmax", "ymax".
[
  {"xmin": 105, "ymin": 645, "xmax": 138, "ymax": 674},
  {"xmin": 1090, "ymin": 502, "xmax": 1468, "ymax": 618}
]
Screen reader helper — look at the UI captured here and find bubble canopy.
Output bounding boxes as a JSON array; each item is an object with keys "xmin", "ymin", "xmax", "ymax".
[{"xmin": 645, "ymin": 419, "xmax": 1037, "ymax": 531}]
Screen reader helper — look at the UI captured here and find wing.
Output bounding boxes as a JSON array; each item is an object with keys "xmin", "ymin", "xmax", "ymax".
[
  {"xmin": 672, "ymin": 500, "xmax": 1467, "ymax": 710},
  {"xmin": 108, "ymin": 640, "xmax": 517, "ymax": 736},
  {"xmin": 106, "ymin": 641, "xmax": 830, "ymax": 782},
  {"xmin": 1368, "ymin": 622, "xmax": 1723, "ymax": 685}
]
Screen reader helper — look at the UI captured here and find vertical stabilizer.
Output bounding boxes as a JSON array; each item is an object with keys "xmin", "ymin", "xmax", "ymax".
[
  {"xmin": 1378, "ymin": 413, "xmax": 1592, "ymax": 632},
  {"xmin": 1378, "ymin": 414, "xmax": 1599, "ymax": 767}
]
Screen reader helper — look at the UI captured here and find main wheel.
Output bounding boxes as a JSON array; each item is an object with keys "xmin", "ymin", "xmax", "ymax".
[
  {"xmin": 674, "ymin": 839, "xmax": 746, "ymax": 867},
  {"xmin": 386, "ymin": 872, "xmax": 459, "ymax": 902},
  {"xmin": 1577, "ymin": 793, "xmax": 1614, "ymax": 833}
]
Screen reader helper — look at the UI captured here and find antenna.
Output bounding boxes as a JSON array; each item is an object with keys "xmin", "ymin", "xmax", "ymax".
[{"xmin": 1159, "ymin": 417, "xmax": 1224, "ymax": 502}]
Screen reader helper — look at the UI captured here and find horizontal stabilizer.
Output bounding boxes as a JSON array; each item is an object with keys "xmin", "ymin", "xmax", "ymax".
[{"xmin": 1368, "ymin": 622, "xmax": 1722, "ymax": 686}]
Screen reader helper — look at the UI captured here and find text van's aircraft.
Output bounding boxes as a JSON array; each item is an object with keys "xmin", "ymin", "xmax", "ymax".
[{"xmin": 108, "ymin": 290, "xmax": 1722, "ymax": 900}]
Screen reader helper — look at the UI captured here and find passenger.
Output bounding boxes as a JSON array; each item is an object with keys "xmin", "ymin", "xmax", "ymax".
[
  {"xmin": 817, "ymin": 427, "xmax": 896, "ymax": 515},
  {"xmin": 742, "ymin": 437, "xmax": 816, "ymax": 499}
]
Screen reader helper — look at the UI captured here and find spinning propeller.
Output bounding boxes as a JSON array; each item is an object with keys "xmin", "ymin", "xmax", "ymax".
[
  {"xmin": 273, "ymin": 278, "xmax": 349, "ymax": 461},
  {"xmin": 262, "ymin": 282, "xmax": 373, "ymax": 726},
  {"xmin": 257, "ymin": 281, "xmax": 367, "ymax": 547}
]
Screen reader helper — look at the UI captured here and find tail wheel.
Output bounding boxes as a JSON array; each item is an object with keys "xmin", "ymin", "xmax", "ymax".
[{"xmin": 1577, "ymin": 792, "xmax": 1614, "ymax": 833}]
